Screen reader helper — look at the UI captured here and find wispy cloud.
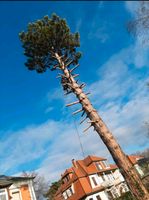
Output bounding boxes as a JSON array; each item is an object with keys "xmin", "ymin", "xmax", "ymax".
[
  {"xmin": 2, "ymin": 39, "xmax": 149, "ymax": 182},
  {"xmin": 88, "ymin": 25, "xmax": 109, "ymax": 43},
  {"xmin": 45, "ymin": 106, "xmax": 54, "ymax": 114},
  {"xmin": 87, "ymin": 4, "xmax": 110, "ymax": 44},
  {"xmin": 1, "ymin": 2, "xmax": 149, "ymax": 183},
  {"xmin": 47, "ymin": 87, "xmax": 64, "ymax": 103},
  {"xmin": 87, "ymin": 43, "xmax": 149, "ymax": 152}
]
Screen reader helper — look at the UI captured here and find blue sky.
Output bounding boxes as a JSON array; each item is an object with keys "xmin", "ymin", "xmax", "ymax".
[{"xmin": 0, "ymin": 1, "xmax": 149, "ymax": 182}]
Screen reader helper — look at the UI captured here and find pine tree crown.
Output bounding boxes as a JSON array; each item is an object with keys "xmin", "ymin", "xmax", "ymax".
[{"xmin": 19, "ymin": 13, "xmax": 81, "ymax": 73}]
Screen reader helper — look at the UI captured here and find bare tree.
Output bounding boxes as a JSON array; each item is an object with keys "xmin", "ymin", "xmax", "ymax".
[
  {"xmin": 19, "ymin": 14, "xmax": 149, "ymax": 200},
  {"xmin": 127, "ymin": 1, "xmax": 149, "ymax": 45},
  {"xmin": 22, "ymin": 172, "xmax": 48, "ymax": 200}
]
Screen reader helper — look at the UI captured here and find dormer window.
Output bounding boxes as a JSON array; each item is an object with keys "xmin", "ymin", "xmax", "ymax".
[
  {"xmin": 62, "ymin": 175, "xmax": 69, "ymax": 184},
  {"xmin": 66, "ymin": 175, "xmax": 69, "ymax": 181},
  {"xmin": 96, "ymin": 162, "xmax": 102, "ymax": 170},
  {"xmin": 102, "ymin": 160, "xmax": 109, "ymax": 168}
]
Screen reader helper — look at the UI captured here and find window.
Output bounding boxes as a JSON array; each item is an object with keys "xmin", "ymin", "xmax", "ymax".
[
  {"xmin": 63, "ymin": 186, "xmax": 74, "ymax": 199},
  {"xmin": 0, "ymin": 189, "xmax": 8, "ymax": 200},
  {"xmin": 69, "ymin": 187, "xmax": 73, "ymax": 195},
  {"xmin": 96, "ymin": 162, "xmax": 102, "ymax": 170},
  {"xmin": 102, "ymin": 161, "xmax": 109, "ymax": 168},
  {"xmin": 96, "ymin": 195, "xmax": 101, "ymax": 200},
  {"xmin": 66, "ymin": 175, "xmax": 69, "ymax": 181},
  {"xmin": 92, "ymin": 177, "xmax": 98, "ymax": 186},
  {"xmin": 11, "ymin": 191, "xmax": 21, "ymax": 200},
  {"xmin": 101, "ymin": 174, "xmax": 106, "ymax": 181},
  {"xmin": 62, "ymin": 192, "xmax": 68, "ymax": 200},
  {"xmin": 106, "ymin": 191, "xmax": 113, "ymax": 200},
  {"xmin": 107, "ymin": 173, "xmax": 114, "ymax": 181},
  {"xmin": 62, "ymin": 175, "xmax": 69, "ymax": 184},
  {"xmin": 67, "ymin": 188, "xmax": 73, "ymax": 197},
  {"xmin": 112, "ymin": 187, "xmax": 119, "ymax": 198}
]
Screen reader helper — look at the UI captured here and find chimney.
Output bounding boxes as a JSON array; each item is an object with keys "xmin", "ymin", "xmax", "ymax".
[{"xmin": 72, "ymin": 159, "xmax": 77, "ymax": 168}]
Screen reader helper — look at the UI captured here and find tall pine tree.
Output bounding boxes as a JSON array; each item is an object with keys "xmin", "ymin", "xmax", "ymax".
[{"xmin": 19, "ymin": 14, "xmax": 149, "ymax": 200}]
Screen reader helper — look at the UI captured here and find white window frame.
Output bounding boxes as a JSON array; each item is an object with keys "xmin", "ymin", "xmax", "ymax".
[
  {"xmin": 0, "ymin": 189, "xmax": 8, "ymax": 200},
  {"xmin": 62, "ymin": 191, "xmax": 67, "ymax": 200},
  {"xmin": 103, "ymin": 161, "xmax": 110, "ymax": 168},
  {"xmin": 89, "ymin": 175, "xmax": 101, "ymax": 188},
  {"xmin": 96, "ymin": 162, "xmax": 102, "ymax": 170}
]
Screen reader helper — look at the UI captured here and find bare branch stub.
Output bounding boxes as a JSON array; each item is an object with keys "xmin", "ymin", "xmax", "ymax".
[
  {"xmin": 73, "ymin": 74, "xmax": 79, "ymax": 78},
  {"xmin": 80, "ymin": 116, "xmax": 88, "ymax": 124},
  {"xmin": 69, "ymin": 64, "xmax": 79, "ymax": 73},
  {"xmin": 83, "ymin": 124, "xmax": 92, "ymax": 133},
  {"xmin": 80, "ymin": 83, "xmax": 86, "ymax": 89},
  {"xmin": 72, "ymin": 109, "xmax": 83, "ymax": 115},
  {"xmin": 66, "ymin": 100, "xmax": 80, "ymax": 107}
]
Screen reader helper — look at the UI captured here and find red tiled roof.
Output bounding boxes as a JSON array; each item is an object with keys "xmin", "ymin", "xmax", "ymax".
[
  {"xmin": 54, "ymin": 155, "xmax": 117, "ymax": 200},
  {"xmin": 62, "ymin": 168, "xmax": 73, "ymax": 178},
  {"xmin": 84, "ymin": 155, "xmax": 106, "ymax": 166},
  {"xmin": 127, "ymin": 155, "xmax": 144, "ymax": 165}
]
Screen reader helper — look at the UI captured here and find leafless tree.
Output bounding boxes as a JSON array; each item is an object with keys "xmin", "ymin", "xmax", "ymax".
[
  {"xmin": 22, "ymin": 172, "xmax": 48, "ymax": 200},
  {"xmin": 127, "ymin": 1, "xmax": 149, "ymax": 45}
]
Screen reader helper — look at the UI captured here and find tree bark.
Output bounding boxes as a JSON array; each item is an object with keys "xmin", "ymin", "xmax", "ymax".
[{"xmin": 55, "ymin": 53, "xmax": 149, "ymax": 200}]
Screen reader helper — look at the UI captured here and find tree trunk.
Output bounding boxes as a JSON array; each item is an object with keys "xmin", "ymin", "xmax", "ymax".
[{"xmin": 55, "ymin": 53, "xmax": 149, "ymax": 200}]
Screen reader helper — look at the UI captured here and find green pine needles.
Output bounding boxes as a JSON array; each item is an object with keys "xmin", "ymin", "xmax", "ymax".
[{"xmin": 19, "ymin": 14, "xmax": 81, "ymax": 73}]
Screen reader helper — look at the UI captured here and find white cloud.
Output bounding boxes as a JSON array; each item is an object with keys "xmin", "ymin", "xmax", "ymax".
[
  {"xmin": 0, "ymin": 120, "xmax": 66, "ymax": 173},
  {"xmin": 45, "ymin": 106, "xmax": 54, "ymax": 114},
  {"xmin": 47, "ymin": 87, "xmax": 64, "ymax": 103},
  {"xmin": 87, "ymin": 43, "xmax": 149, "ymax": 152},
  {"xmin": 87, "ymin": 5, "xmax": 110, "ymax": 44},
  {"xmin": 88, "ymin": 23, "xmax": 110, "ymax": 43}
]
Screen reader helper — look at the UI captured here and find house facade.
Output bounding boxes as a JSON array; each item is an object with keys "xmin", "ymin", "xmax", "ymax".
[
  {"xmin": 0, "ymin": 175, "xmax": 36, "ymax": 200},
  {"xmin": 54, "ymin": 155, "xmax": 129, "ymax": 200},
  {"xmin": 127, "ymin": 155, "xmax": 145, "ymax": 177}
]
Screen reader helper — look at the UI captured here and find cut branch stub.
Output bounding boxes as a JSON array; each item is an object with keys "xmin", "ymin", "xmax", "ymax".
[
  {"xmin": 80, "ymin": 83, "xmax": 86, "ymax": 89},
  {"xmin": 73, "ymin": 74, "xmax": 79, "ymax": 78},
  {"xmin": 83, "ymin": 124, "xmax": 92, "ymax": 133},
  {"xmin": 80, "ymin": 116, "xmax": 88, "ymax": 124},
  {"xmin": 66, "ymin": 60, "xmax": 73, "ymax": 67},
  {"xmin": 66, "ymin": 100, "xmax": 80, "ymax": 107},
  {"xmin": 69, "ymin": 64, "xmax": 79, "ymax": 73},
  {"xmin": 64, "ymin": 91, "xmax": 73, "ymax": 95},
  {"xmin": 85, "ymin": 92, "xmax": 91, "ymax": 96},
  {"xmin": 72, "ymin": 109, "xmax": 83, "ymax": 115},
  {"xmin": 81, "ymin": 110, "xmax": 85, "ymax": 117}
]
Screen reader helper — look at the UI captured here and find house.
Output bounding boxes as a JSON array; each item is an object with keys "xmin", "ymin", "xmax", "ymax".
[
  {"xmin": 0, "ymin": 175, "xmax": 36, "ymax": 200},
  {"xmin": 127, "ymin": 155, "xmax": 145, "ymax": 177},
  {"xmin": 54, "ymin": 155, "xmax": 129, "ymax": 200}
]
